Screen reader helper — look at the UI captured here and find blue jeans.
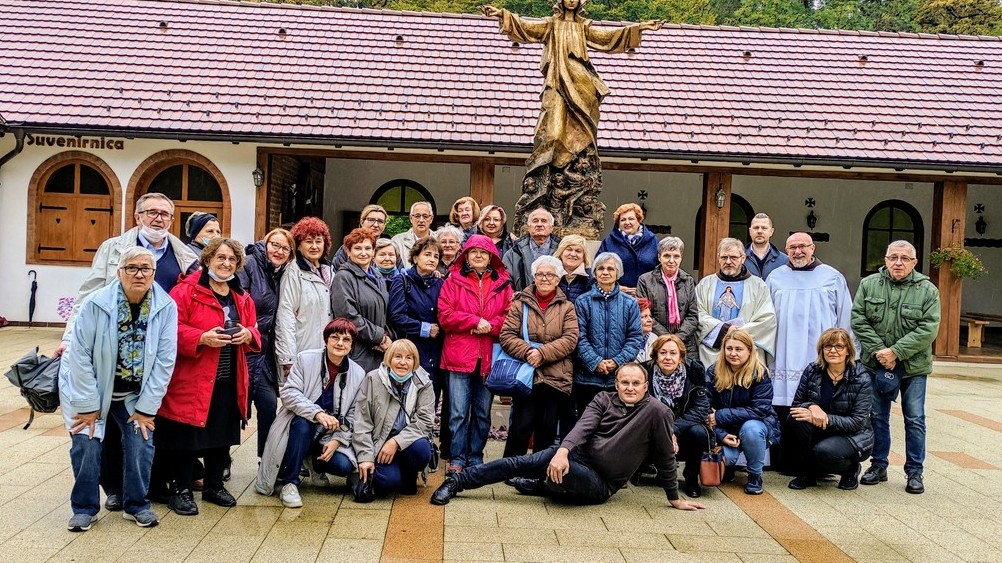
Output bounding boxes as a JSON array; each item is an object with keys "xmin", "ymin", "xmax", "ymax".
[
  {"xmin": 448, "ymin": 370, "xmax": 492, "ymax": 468},
  {"xmin": 279, "ymin": 415, "xmax": 355, "ymax": 485},
  {"xmin": 455, "ymin": 446, "xmax": 612, "ymax": 505},
  {"xmin": 722, "ymin": 419, "xmax": 768, "ymax": 475},
  {"xmin": 69, "ymin": 401, "xmax": 154, "ymax": 516},
  {"xmin": 373, "ymin": 437, "xmax": 433, "ymax": 494},
  {"xmin": 871, "ymin": 374, "xmax": 927, "ymax": 475}
]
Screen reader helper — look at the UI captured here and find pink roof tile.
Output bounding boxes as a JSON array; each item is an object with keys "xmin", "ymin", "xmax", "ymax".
[{"xmin": 1, "ymin": 0, "xmax": 1001, "ymax": 172}]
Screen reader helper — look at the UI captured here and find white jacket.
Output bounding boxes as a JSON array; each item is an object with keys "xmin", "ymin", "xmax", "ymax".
[{"xmin": 274, "ymin": 256, "xmax": 335, "ymax": 369}]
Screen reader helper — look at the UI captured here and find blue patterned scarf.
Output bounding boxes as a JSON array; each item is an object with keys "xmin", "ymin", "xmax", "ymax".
[{"xmin": 116, "ymin": 285, "xmax": 151, "ymax": 385}]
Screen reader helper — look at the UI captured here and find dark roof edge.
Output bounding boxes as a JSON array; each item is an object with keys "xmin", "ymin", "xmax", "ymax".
[
  {"xmin": 14, "ymin": 123, "xmax": 1002, "ymax": 177},
  {"xmin": 158, "ymin": 0, "xmax": 1002, "ymax": 42}
]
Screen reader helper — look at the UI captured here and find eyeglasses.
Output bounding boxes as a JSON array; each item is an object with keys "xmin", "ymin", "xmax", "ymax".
[
  {"xmin": 719, "ymin": 255, "xmax": 743, "ymax": 263},
  {"xmin": 139, "ymin": 210, "xmax": 173, "ymax": 221},
  {"xmin": 786, "ymin": 244, "xmax": 813, "ymax": 252},
  {"xmin": 213, "ymin": 255, "xmax": 238, "ymax": 264},
  {"xmin": 363, "ymin": 217, "xmax": 387, "ymax": 225},
  {"xmin": 533, "ymin": 273, "xmax": 558, "ymax": 281},
  {"xmin": 267, "ymin": 241, "xmax": 292, "ymax": 254},
  {"xmin": 885, "ymin": 255, "xmax": 916, "ymax": 263},
  {"xmin": 120, "ymin": 265, "xmax": 155, "ymax": 276},
  {"xmin": 823, "ymin": 344, "xmax": 847, "ymax": 352},
  {"xmin": 410, "ymin": 214, "xmax": 432, "ymax": 220}
]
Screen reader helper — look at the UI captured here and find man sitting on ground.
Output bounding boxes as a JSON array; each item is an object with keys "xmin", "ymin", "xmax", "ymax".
[{"xmin": 430, "ymin": 363, "xmax": 705, "ymax": 511}]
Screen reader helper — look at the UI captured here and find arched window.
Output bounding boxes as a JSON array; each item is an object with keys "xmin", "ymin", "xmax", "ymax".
[
  {"xmin": 129, "ymin": 151, "xmax": 229, "ymax": 243},
  {"xmin": 368, "ymin": 179, "xmax": 436, "ymax": 238},
  {"xmin": 693, "ymin": 194, "xmax": 755, "ymax": 271},
  {"xmin": 27, "ymin": 152, "xmax": 121, "ymax": 264},
  {"xmin": 861, "ymin": 200, "xmax": 924, "ymax": 275}
]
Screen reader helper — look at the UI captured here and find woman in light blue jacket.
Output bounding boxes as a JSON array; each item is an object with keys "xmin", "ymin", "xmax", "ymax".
[{"xmin": 59, "ymin": 247, "xmax": 178, "ymax": 532}]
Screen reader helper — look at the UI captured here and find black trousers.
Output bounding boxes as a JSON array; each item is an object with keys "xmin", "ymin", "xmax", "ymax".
[
  {"xmin": 572, "ymin": 384, "xmax": 609, "ymax": 422},
  {"xmin": 504, "ymin": 384, "xmax": 570, "ymax": 458},
  {"xmin": 433, "ymin": 368, "xmax": 452, "ymax": 459},
  {"xmin": 455, "ymin": 445, "xmax": 612, "ymax": 505},
  {"xmin": 782, "ymin": 417, "xmax": 861, "ymax": 477},
  {"xmin": 173, "ymin": 447, "xmax": 229, "ymax": 492},
  {"xmin": 676, "ymin": 423, "xmax": 711, "ymax": 482}
]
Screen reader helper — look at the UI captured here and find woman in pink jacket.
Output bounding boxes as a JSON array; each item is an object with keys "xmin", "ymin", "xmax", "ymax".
[{"xmin": 438, "ymin": 235, "xmax": 513, "ymax": 474}]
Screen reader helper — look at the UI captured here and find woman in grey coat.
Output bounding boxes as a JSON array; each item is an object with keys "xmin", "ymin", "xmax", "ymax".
[
  {"xmin": 255, "ymin": 319, "xmax": 366, "ymax": 508},
  {"xmin": 636, "ymin": 236, "xmax": 699, "ymax": 360},
  {"xmin": 332, "ymin": 228, "xmax": 392, "ymax": 372}
]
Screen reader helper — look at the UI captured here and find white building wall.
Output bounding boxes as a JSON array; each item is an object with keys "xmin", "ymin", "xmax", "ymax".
[{"xmin": 0, "ymin": 137, "xmax": 258, "ymax": 324}]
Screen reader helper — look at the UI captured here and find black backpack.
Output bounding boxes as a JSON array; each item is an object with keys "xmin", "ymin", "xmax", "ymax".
[{"xmin": 4, "ymin": 347, "xmax": 60, "ymax": 429}]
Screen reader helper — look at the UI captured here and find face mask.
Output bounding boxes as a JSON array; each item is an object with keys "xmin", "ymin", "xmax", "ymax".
[
  {"xmin": 139, "ymin": 224, "xmax": 168, "ymax": 244},
  {"xmin": 200, "ymin": 237, "xmax": 211, "ymax": 246},
  {"xmin": 207, "ymin": 269, "xmax": 235, "ymax": 283},
  {"xmin": 376, "ymin": 265, "xmax": 396, "ymax": 276},
  {"xmin": 388, "ymin": 370, "xmax": 413, "ymax": 383}
]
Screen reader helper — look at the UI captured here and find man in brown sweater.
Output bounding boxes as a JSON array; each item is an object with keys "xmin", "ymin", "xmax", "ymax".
[{"xmin": 431, "ymin": 363, "xmax": 705, "ymax": 510}]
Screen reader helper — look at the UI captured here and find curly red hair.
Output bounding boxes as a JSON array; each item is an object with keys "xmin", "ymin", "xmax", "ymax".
[
  {"xmin": 342, "ymin": 227, "xmax": 377, "ymax": 251},
  {"xmin": 636, "ymin": 297, "xmax": 651, "ymax": 311},
  {"xmin": 290, "ymin": 217, "xmax": 332, "ymax": 256}
]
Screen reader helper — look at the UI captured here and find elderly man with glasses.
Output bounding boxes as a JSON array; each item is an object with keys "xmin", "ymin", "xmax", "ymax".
[
  {"xmin": 56, "ymin": 192, "xmax": 197, "ymax": 513},
  {"xmin": 695, "ymin": 238, "xmax": 777, "ymax": 367},
  {"xmin": 851, "ymin": 240, "xmax": 940, "ymax": 494},
  {"xmin": 391, "ymin": 201, "xmax": 435, "ymax": 261}
]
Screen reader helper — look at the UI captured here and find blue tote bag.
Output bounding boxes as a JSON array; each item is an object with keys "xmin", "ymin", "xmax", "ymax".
[{"xmin": 487, "ymin": 304, "xmax": 538, "ymax": 397}]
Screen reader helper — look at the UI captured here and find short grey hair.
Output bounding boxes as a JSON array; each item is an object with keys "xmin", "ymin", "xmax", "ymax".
[
  {"xmin": 135, "ymin": 192, "xmax": 174, "ymax": 214},
  {"xmin": 531, "ymin": 255, "xmax": 566, "ymax": 278},
  {"xmin": 410, "ymin": 201, "xmax": 433, "ymax": 214},
  {"xmin": 119, "ymin": 246, "xmax": 155, "ymax": 266},
  {"xmin": 658, "ymin": 236, "xmax": 685, "ymax": 255},
  {"xmin": 593, "ymin": 252, "xmax": 624, "ymax": 280},
  {"xmin": 717, "ymin": 237, "xmax": 744, "ymax": 255},
  {"xmin": 435, "ymin": 224, "xmax": 463, "ymax": 242},
  {"xmin": 529, "ymin": 207, "xmax": 554, "ymax": 225},
  {"xmin": 887, "ymin": 240, "xmax": 917, "ymax": 257}
]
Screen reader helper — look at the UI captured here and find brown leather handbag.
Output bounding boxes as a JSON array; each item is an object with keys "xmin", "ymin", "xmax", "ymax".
[{"xmin": 699, "ymin": 431, "xmax": 726, "ymax": 486}]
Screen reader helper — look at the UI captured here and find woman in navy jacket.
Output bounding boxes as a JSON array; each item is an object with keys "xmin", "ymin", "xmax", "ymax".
[
  {"xmin": 706, "ymin": 329, "xmax": 779, "ymax": 496},
  {"xmin": 596, "ymin": 203, "xmax": 658, "ymax": 294}
]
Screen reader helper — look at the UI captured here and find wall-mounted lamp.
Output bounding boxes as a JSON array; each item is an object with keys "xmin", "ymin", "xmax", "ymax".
[
  {"xmin": 807, "ymin": 210, "xmax": 818, "ymax": 230},
  {"xmin": 976, "ymin": 214, "xmax": 988, "ymax": 236},
  {"xmin": 252, "ymin": 167, "xmax": 264, "ymax": 188},
  {"xmin": 715, "ymin": 188, "xmax": 726, "ymax": 209}
]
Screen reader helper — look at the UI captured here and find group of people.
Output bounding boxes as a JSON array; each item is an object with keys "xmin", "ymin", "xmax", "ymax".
[{"xmin": 56, "ymin": 193, "xmax": 941, "ymax": 533}]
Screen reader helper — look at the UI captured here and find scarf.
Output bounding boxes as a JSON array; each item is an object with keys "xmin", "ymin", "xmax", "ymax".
[
  {"xmin": 116, "ymin": 285, "xmax": 152, "ymax": 386},
  {"xmin": 661, "ymin": 269, "xmax": 680, "ymax": 325},
  {"xmin": 622, "ymin": 225, "xmax": 644, "ymax": 246},
  {"xmin": 718, "ymin": 265, "xmax": 752, "ymax": 282},
  {"xmin": 653, "ymin": 362, "xmax": 687, "ymax": 406},
  {"xmin": 376, "ymin": 265, "xmax": 397, "ymax": 276}
]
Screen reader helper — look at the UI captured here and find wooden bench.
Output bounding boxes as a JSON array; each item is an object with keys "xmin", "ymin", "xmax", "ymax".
[{"xmin": 960, "ymin": 313, "xmax": 1002, "ymax": 348}]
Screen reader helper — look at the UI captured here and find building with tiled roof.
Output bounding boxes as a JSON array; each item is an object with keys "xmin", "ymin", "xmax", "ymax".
[{"xmin": 1, "ymin": 0, "xmax": 1001, "ymax": 357}]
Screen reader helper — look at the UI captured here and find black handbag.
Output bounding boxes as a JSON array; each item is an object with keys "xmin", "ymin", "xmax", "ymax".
[{"xmin": 352, "ymin": 477, "xmax": 376, "ymax": 503}]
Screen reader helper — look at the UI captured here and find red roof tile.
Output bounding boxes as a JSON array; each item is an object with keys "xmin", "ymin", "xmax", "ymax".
[{"xmin": 1, "ymin": 0, "xmax": 1001, "ymax": 172}]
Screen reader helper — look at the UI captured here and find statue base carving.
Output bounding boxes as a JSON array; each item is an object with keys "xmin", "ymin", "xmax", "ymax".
[{"xmin": 513, "ymin": 146, "xmax": 606, "ymax": 240}]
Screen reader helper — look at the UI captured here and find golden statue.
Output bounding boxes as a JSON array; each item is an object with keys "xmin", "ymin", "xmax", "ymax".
[{"xmin": 481, "ymin": 1, "xmax": 662, "ymax": 238}]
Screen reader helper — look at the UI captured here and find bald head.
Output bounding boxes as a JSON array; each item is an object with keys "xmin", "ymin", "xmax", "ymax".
[{"xmin": 785, "ymin": 232, "xmax": 815, "ymax": 268}]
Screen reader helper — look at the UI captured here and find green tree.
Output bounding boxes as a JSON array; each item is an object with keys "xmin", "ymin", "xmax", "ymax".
[
  {"xmin": 870, "ymin": 0, "xmax": 919, "ymax": 32},
  {"xmin": 913, "ymin": 0, "xmax": 1002, "ymax": 35},
  {"xmin": 710, "ymin": 0, "xmax": 741, "ymax": 23},
  {"xmin": 729, "ymin": 0, "xmax": 812, "ymax": 27},
  {"xmin": 813, "ymin": 0, "xmax": 876, "ymax": 30}
]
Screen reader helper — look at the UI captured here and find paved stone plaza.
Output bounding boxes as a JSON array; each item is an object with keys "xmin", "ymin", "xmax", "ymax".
[{"xmin": 2, "ymin": 327, "xmax": 1001, "ymax": 562}]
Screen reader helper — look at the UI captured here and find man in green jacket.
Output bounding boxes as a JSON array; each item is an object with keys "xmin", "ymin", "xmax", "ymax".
[{"xmin": 850, "ymin": 240, "xmax": 940, "ymax": 494}]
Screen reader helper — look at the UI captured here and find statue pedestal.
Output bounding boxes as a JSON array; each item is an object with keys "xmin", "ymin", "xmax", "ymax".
[{"xmin": 513, "ymin": 146, "xmax": 606, "ymax": 239}]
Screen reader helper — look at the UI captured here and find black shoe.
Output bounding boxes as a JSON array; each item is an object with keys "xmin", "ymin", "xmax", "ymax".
[
  {"xmin": 681, "ymin": 478, "xmax": 702, "ymax": 498},
  {"xmin": 860, "ymin": 465, "xmax": 888, "ymax": 486},
  {"xmin": 430, "ymin": 476, "xmax": 461, "ymax": 505},
  {"xmin": 838, "ymin": 465, "xmax": 862, "ymax": 491},
  {"xmin": 508, "ymin": 477, "xmax": 546, "ymax": 497},
  {"xmin": 202, "ymin": 487, "xmax": 237, "ymax": 507},
  {"xmin": 169, "ymin": 489, "xmax": 199, "ymax": 516},
  {"xmin": 723, "ymin": 466, "xmax": 736, "ymax": 483},
  {"xmin": 104, "ymin": 493, "xmax": 123, "ymax": 512},
  {"xmin": 788, "ymin": 476, "xmax": 817, "ymax": 490},
  {"xmin": 906, "ymin": 473, "xmax": 924, "ymax": 494}
]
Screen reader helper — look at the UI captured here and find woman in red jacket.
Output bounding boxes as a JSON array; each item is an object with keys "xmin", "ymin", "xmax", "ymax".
[
  {"xmin": 159, "ymin": 238, "xmax": 261, "ymax": 516},
  {"xmin": 438, "ymin": 235, "xmax": 513, "ymax": 474}
]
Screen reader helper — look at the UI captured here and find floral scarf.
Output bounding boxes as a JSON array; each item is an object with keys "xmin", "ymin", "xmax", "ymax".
[
  {"xmin": 116, "ymin": 285, "xmax": 152, "ymax": 386},
  {"xmin": 653, "ymin": 362, "xmax": 687, "ymax": 406}
]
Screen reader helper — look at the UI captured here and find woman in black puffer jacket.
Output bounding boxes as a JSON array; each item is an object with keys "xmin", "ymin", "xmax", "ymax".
[
  {"xmin": 783, "ymin": 327, "xmax": 874, "ymax": 491},
  {"xmin": 238, "ymin": 228, "xmax": 295, "ymax": 457},
  {"xmin": 642, "ymin": 334, "xmax": 712, "ymax": 499}
]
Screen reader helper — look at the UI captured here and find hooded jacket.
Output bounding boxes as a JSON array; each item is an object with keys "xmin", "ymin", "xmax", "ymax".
[
  {"xmin": 161, "ymin": 271, "xmax": 261, "ymax": 426},
  {"xmin": 438, "ymin": 235, "xmax": 513, "ymax": 377},
  {"xmin": 850, "ymin": 266, "xmax": 940, "ymax": 377},
  {"xmin": 388, "ymin": 266, "xmax": 445, "ymax": 374}
]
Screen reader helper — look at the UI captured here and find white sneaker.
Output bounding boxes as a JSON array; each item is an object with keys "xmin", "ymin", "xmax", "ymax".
[{"xmin": 280, "ymin": 483, "xmax": 303, "ymax": 508}]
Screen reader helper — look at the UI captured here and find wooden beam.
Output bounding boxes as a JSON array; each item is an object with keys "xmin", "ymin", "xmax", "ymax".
[
  {"xmin": 254, "ymin": 148, "xmax": 268, "ymax": 241},
  {"xmin": 469, "ymin": 158, "xmax": 495, "ymax": 206},
  {"xmin": 699, "ymin": 173, "xmax": 732, "ymax": 278},
  {"xmin": 931, "ymin": 180, "xmax": 967, "ymax": 357},
  {"xmin": 260, "ymin": 146, "xmax": 524, "ymax": 167}
]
